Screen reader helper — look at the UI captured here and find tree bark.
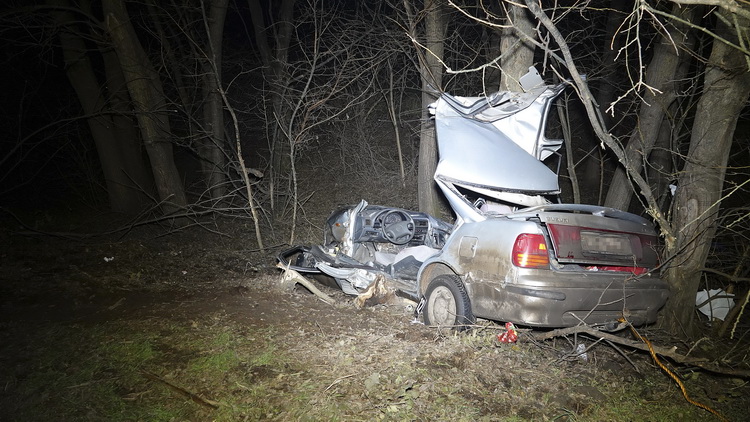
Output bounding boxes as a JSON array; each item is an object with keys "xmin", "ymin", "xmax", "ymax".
[
  {"xmin": 604, "ymin": 4, "xmax": 695, "ymax": 212},
  {"xmin": 49, "ymin": 0, "xmax": 150, "ymax": 213},
  {"xmin": 201, "ymin": 0, "xmax": 229, "ymax": 200},
  {"xmin": 499, "ymin": 3, "xmax": 536, "ymax": 92},
  {"xmin": 662, "ymin": 10, "xmax": 750, "ymax": 336},
  {"xmin": 416, "ymin": 0, "xmax": 444, "ymax": 217},
  {"xmin": 103, "ymin": 0, "xmax": 187, "ymax": 213}
]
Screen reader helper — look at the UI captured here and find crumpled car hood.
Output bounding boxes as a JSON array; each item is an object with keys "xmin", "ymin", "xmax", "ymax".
[{"xmin": 431, "ymin": 68, "xmax": 567, "ymax": 222}]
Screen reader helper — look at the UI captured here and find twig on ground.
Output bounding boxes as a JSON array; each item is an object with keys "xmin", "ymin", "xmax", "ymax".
[
  {"xmin": 140, "ymin": 371, "xmax": 219, "ymax": 409},
  {"xmin": 325, "ymin": 373, "xmax": 356, "ymax": 392}
]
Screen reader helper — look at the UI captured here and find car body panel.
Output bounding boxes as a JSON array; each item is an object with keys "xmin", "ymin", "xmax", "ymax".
[
  {"xmin": 415, "ymin": 206, "xmax": 668, "ymax": 327},
  {"xmin": 431, "ymin": 71, "xmax": 566, "ymax": 223},
  {"xmin": 466, "ymin": 270, "xmax": 668, "ymax": 326}
]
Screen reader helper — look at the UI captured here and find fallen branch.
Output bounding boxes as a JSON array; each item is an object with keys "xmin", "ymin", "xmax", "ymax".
[
  {"xmin": 276, "ymin": 263, "xmax": 337, "ymax": 305},
  {"xmin": 140, "ymin": 371, "xmax": 219, "ymax": 409},
  {"xmin": 626, "ymin": 324, "xmax": 727, "ymax": 421},
  {"xmin": 533, "ymin": 325, "xmax": 750, "ymax": 378}
]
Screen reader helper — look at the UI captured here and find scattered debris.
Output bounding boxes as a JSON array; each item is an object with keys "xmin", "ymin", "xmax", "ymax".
[
  {"xmin": 497, "ymin": 322, "xmax": 518, "ymax": 343},
  {"xmin": 696, "ymin": 289, "xmax": 735, "ymax": 321},
  {"xmin": 276, "ymin": 263, "xmax": 336, "ymax": 305},
  {"xmin": 575, "ymin": 343, "xmax": 588, "ymax": 362},
  {"xmin": 354, "ymin": 274, "xmax": 416, "ymax": 309}
]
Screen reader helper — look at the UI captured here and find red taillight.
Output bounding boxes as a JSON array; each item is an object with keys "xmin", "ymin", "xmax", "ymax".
[{"xmin": 512, "ymin": 234, "xmax": 550, "ymax": 268}]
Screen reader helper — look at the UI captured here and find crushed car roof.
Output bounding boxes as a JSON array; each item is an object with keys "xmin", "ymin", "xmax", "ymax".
[{"xmin": 431, "ymin": 67, "xmax": 567, "ymax": 222}]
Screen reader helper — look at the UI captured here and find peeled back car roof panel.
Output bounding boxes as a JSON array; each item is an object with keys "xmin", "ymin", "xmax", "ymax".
[{"xmin": 433, "ymin": 110, "xmax": 560, "ymax": 194}]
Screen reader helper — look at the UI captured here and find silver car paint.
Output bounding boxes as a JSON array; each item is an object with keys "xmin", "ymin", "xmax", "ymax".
[{"xmin": 430, "ymin": 72, "xmax": 566, "ymax": 224}]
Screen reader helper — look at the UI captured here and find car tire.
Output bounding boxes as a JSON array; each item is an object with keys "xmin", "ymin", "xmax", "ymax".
[{"xmin": 423, "ymin": 275, "xmax": 475, "ymax": 330}]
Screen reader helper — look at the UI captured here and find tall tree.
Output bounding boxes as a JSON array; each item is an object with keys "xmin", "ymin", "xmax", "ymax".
[
  {"xmin": 247, "ymin": 0, "xmax": 295, "ymax": 215},
  {"xmin": 663, "ymin": 9, "xmax": 750, "ymax": 335},
  {"xmin": 48, "ymin": 0, "xmax": 152, "ymax": 213},
  {"xmin": 200, "ymin": 0, "xmax": 229, "ymax": 200},
  {"xmin": 499, "ymin": 2, "xmax": 536, "ymax": 92},
  {"xmin": 604, "ymin": 4, "xmax": 695, "ymax": 212},
  {"xmin": 103, "ymin": 0, "xmax": 187, "ymax": 213},
  {"xmin": 404, "ymin": 0, "xmax": 445, "ymax": 217}
]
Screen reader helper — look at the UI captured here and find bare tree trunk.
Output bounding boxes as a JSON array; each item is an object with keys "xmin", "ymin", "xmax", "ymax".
[
  {"xmin": 104, "ymin": 0, "xmax": 187, "ymax": 213},
  {"xmin": 593, "ymin": 0, "xmax": 628, "ymax": 126},
  {"xmin": 583, "ymin": 0, "xmax": 628, "ymax": 198},
  {"xmin": 662, "ymin": 10, "xmax": 750, "ymax": 336},
  {"xmin": 385, "ymin": 59, "xmax": 406, "ymax": 186},
  {"xmin": 412, "ymin": 0, "xmax": 444, "ymax": 217},
  {"xmin": 49, "ymin": 0, "xmax": 149, "ymax": 213},
  {"xmin": 559, "ymin": 96, "xmax": 580, "ymax": 203},
  {"xmin": 101, "ymin": 47, "xmax": 154, "ymax": 199},
  {"xmin": 201, "ymin": 0, "xmax": 229, "ymax": 200},
  {"xmin": 499, "ymin": 3, "xmax": 536, "ymax": 92},
  {"xmin": 604, "ymin": 4, "xmax": 695, "ymax": 211},
  {"xmin": 248, "ymin": 0, "xmax": 295, "ymax": 215}
]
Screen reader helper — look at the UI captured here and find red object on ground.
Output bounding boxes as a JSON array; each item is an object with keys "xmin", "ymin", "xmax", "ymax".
[{"xmin": 497, "ymin": 322, "xmax": 518, "ymax": 343}]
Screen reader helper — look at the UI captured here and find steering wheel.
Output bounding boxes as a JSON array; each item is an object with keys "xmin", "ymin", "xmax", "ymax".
[{"xmin": 381, "ymin": 210, "xmax": 415, "ymax": 245}]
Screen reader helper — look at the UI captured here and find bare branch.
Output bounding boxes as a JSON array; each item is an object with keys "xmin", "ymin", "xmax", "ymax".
[
  {"xmin": 534, "ymin": 325, "xmax": 750, "ymax": 378},
  {"xmin": 669, "ymin": 0, "xmax": 750, "ymax": 21}
]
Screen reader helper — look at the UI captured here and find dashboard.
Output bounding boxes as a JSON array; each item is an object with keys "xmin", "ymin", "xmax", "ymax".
[{"xmin": 325, "ymin": 204, "xmax": 452, "ymax": 249}]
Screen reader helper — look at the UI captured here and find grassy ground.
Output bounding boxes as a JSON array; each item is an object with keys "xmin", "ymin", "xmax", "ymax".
[{"xmin": 1, "ymin": 221, "xmax": 748, "ymax": 421}]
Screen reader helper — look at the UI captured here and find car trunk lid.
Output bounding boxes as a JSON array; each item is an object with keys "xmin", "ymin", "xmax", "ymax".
[{"xmin": 513, "ymin": 204, "xmax": 660, "ymax": 270}]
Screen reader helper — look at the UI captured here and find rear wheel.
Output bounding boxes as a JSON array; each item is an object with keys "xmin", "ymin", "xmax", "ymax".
[{"xmin": 423, "ymin": 275, "xmax": 475, "ymax": 330}]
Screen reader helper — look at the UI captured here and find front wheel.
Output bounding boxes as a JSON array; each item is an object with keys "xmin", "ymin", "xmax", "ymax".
[{"xmin": 423, "ymin": 275, "xmax": 475, "ymax": 330}]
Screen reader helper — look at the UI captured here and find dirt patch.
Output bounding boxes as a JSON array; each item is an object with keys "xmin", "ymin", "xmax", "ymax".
[{"xmin": 1, "ymin": 222, "xmax": 748, "ymax": 421}]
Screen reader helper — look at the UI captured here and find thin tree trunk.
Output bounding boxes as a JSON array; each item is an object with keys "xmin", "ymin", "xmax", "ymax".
[
  {"xmin": 604, "ymin": 4, "xmax": 694, "ymax": 212},
  {"xmin": 594, "ymin": 0, "xmax": 628, "ymax": 127},
  {"xmin": 104, "ymin": 0, "xmax": 187, "ymax": 213},
  {"xmin": 201, "ymin": 0, "xmax": 229, "ymax": 200},
  {"xmin": 663, "ymin": 11, "xmax": 750, "ymax": 336},
  {"xmin": 583, "ymin": 0, "xmax": 628, "ymax": 199},
  {"xmin": 415, "ymin": 0, "xmax": 444, "ymax": 217},
  {"xmin": 247, "ymin": 0, "xmax": 295, "ymax": 216},
  {"xmin": 385, "ymin": 59, "xmax": 406, "ymax": 187},
  {"xmin": 559, "ymin": 96, "xmax": 580, "ymax": 203}
]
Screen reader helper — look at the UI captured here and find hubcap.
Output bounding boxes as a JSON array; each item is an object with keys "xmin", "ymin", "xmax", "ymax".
[{"xmin": 429, "ymin": 286, "xmax": 457, "ymax": 326}]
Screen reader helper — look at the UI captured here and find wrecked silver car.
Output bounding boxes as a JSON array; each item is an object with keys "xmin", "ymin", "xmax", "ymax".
[{"xmin": 279, "ymin": 68, "xmax": 669, "ymax": 329}]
